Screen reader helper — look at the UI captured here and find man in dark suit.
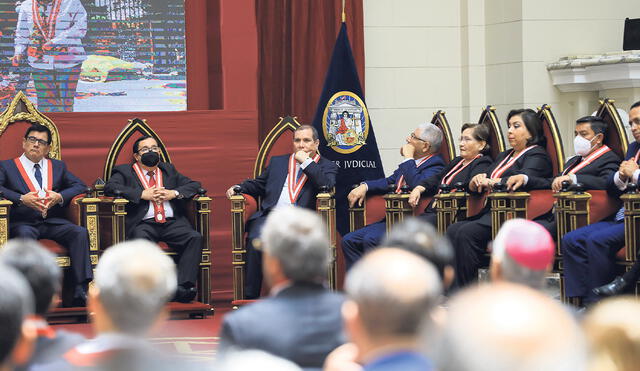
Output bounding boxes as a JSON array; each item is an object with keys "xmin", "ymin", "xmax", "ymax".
[
  {"xmin": 562, "ymin": 101, "xmax": 640, "ymax": 306},
  {"xmin": 325, "ymin": 248, "xmax": 441, "ymax": 371},
  {"xmin": 225, "ymin": 125, "xmax": 338, "ymax": 299},
  {"xmin": 0, "ymin": 239, "xmax": 84, "ymax": 369},
  {"xmin": 0, "ymin": 124, "xmax": 90, "ymax": 306},
  {"xmin": 104, "ymin": 135, "xmax": 202, "ymax": 303},
  {"xmin": 218, "ymin": 206, "xmax": 345, "ymax": 371},
  {"xmin": 341, "ymin": 123, "xmax": 446, "ymax": 270},
  {"xmin": 527, "ymin": 115, "xmax": 621, "ymax": 235}
]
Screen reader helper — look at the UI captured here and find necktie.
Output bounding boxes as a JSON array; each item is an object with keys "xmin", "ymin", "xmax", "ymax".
[
  {"xmin": 296, "ymin": 167, "xmax": 303, "ymax": 181},
  {"xmin": 147, "ymin": 171, "xmax": 166, "ymax": 223},
  {"xmin": 34, "ymin": 163, "xmax": 43, "ymax": 188}
]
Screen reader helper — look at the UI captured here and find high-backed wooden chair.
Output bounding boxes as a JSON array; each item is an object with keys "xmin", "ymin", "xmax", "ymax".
[
  {"xmin": 0, "ymin": 92, "xmax": 100, "ymax": 307},
  {"xmin": 434, "ymin": 105, "xmax": 507, "ymax": 233},
  {"xmin": 94, "ymin": 118, "xmax": 213, "ymax": 310},
  {"xmin": 349, "ymin": 111, "xmax": 456, "ymax": 234},
  {"xmin": 488, "ymin": 105, "xmax": 565, "ymax": 237},
  {"xmin": 229, "ymin": 116, "xmax": 336, "ymax": 305}
]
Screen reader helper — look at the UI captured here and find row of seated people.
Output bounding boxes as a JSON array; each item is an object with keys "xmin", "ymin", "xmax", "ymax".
[
  {"xmin": 0, "ymin": 123, "xmax": 204, "ymax": 306},
  {"xmin": 334, "ymin": 103, "xmax": 640, "ymax": 308}
]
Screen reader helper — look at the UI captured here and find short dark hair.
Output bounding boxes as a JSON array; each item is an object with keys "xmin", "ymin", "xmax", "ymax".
[
  {"xmin": 630, "ymin": 101, "xmax": 640, "ymax": 111},
  {"xmin": 381, "ymin": 218, "xmax": 454, "ymax": 279},
  {"xmin": 295, "ymin": 125, "xmax": 319, "ymax": 141},
  {"xmin": 461, "ymin": 123, "xmax": 491, "ymax": 155},
  {"xmin": 507, "ymin": 108, "xmax": 545, "ymax": 147},
  {"xmin": 0, "ymin": 239, "xmax": 61, "ymax": 316},
  {"xmin": 576, "ymin": 116, "xmax": 607, "ymax": 139},
  {"xmin": 24, "ymin": 124, "xmax": 52, "ymax": 144},
  {"xmin": 132, "ymin": 135, "xmax": 157, "ymax": 154},
  {"xmin": 0, "ymin": 264, "xmax": 33, "ymax": 364}
]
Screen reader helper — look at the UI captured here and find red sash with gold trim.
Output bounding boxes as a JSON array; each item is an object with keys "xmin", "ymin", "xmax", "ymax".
[{"xmin": 288, "ymin": 153, "xmax": 321, "ymax": 204}]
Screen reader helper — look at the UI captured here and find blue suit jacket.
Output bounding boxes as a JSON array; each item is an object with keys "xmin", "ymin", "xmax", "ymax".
[
  {"xmin": 365, "ymin": 154, "xmax": 445, "ymax": 194},
  {"xmin": 0, "ymin": 157, "xmax": 86, "ymax": 225},
  {"xmin": 238, "ymin": 154, "xmax": 338, "ymax": 222},
  {"xmin": 609, "ymin": 140, "xmax": 640, "ymax": 197},
  {"xmin": 364, "ymin": 351, "xmax": 433, "ymax": 371}
]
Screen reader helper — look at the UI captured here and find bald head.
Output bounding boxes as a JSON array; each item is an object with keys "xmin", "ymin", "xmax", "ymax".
[
  {"xmin": 430, "ymin": 283, "xmax": 586, "ymax": 371},
  {"xmin": 345, "ymin": 248, "xmax": 442, "ymax": 338}
]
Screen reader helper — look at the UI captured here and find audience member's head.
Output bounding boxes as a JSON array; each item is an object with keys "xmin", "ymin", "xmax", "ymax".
[
  {"xmin": 429, "ymin": 283, "xmax": 586, "ymax": 371},
  {"xmin": 0, "ymin": 239, "xmax": 61, "ymax": 317},
  {"xmin": 490, "ymin": 218, "xmax": 555, "ymax": 290},
  {"xmin": 0, "ymin": 263, "xmax": 35, "ymax": 370},
  {"xmin": 583, "ymin": 297, "xmax": 640, "ymax": 371},
  {"xmin": 343, "ymin": 248, "xmax": 441, "ymax": 360},
  {"xmin": 261, "ymin": 206, "xmax": 330, "ymax": 288},
  {"xmin": 382, "ymin": 217, "xmax": 454, "ymax": 287},
  {"xmin": 89, "ymin": 240, "xmax": 176, "ymax": 336}
]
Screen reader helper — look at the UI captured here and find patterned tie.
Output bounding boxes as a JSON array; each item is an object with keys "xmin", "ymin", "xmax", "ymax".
[
  {"xmin": 34, "ymin": 163, "xmax": 43, "ymax": 188},
  {"xmin": 147, "ymin": 171, "xmax": 166, "ymax": 223}
]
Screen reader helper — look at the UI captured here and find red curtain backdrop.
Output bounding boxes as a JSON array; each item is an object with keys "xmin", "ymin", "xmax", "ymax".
[{"xmin": 256, "ymin": 0, "xmax": 365, "ymax": 140}]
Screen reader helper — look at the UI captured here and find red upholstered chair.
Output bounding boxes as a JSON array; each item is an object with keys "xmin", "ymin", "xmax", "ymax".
[
  {"xmin": 488, "ymin": 104, "xmax": 565, "ymax": 237},
  {"xmin": 94, "ymin": 118, "xmax": 212, "ymax": 314},
  {"xmin": 229, "ymin": 116, "xmax": 337, "ymax": 306},
  {"xmin": 349, "ymin": 110, "xmax": 456, "ymax": 233},
  {"xmin": 0, "ymin": 92, "xmax": 100, "ymax": 309},
  {"xmin": 434, "ymin": 105, "xmax": 506, "ymax": 233}
]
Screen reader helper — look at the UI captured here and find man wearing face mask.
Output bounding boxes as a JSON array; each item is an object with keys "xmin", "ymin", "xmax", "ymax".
[
  {"xmin": 104, "ymin": 135, "xmax": 202, "ymax": 303},
  {"xmin": 526, "ymin": 116, "xmax": 620, "ymax": 235}
]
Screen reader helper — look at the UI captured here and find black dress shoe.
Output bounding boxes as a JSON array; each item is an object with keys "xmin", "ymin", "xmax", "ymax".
[
  {"xmin": 173, "ymin": 286, "xmax": 197, "ymax": 303},
  {"xmin": 593, "ymin": 276, "xmax": 629, "ymax": 297}
]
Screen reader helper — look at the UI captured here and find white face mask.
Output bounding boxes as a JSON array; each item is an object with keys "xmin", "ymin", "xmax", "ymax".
[{"xmin": 573, "ymin": 135, "xmax": 596, "ymax": 157}]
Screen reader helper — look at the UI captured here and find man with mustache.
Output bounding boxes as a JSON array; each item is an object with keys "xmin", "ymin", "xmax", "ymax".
[
  {"xmin": 0, "ymin": 123, "xmax": 90, "ymax": 306},
  {"xmin": 104, "ymin": 135, "xmax": 203, "ymax": 303}
]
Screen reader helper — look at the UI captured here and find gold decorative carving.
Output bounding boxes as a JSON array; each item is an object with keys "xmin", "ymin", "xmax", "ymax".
[
  {"xmin": 90, "ymin": 254, "xmax": 98, "ymax": 265},
  {"xmin": 56, "ymin": 257, "xmax": 71, "ymax": 267},
  {"xmin": 87, "ymin": 215, "xmax": 98, "ymax": 251}
]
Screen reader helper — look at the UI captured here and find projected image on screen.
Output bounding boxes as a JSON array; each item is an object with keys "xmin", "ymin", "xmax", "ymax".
[{"xmin": 0, "ymin": 0, "xmax": 186, "ymax": 112}]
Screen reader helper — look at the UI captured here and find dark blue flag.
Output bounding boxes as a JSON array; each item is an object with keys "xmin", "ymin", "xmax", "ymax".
[{"xmin": 312, "ymin": 22, "xmax": 385, "ymax": 236}]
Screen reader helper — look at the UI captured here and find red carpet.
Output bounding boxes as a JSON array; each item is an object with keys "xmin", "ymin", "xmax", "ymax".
[{"xmin": 51, "ymin": 305, "xmax": 233, "ymax": 361}]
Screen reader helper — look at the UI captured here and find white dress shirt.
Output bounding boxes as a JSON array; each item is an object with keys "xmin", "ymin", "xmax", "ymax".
[
  {"xmin": 142, "ymin": 171, "xmax": 175, "ymax": 220},
  {"xmin": 275, "ymin": 157, "xmax": 314, "ymax": 208},
  {"xmin": 19, "ymin": 153, "xmax": 48, "ymax": 197}
]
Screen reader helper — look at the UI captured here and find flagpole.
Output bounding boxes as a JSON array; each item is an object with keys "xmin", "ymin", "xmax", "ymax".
[{"xmin": 341, "ymin": 0, "xmax": 346, "ymax": 22}]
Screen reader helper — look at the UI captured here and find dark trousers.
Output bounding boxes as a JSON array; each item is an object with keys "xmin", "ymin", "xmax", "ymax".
[
  {"xmin": 11, "ymin": 220, "xmax": 92, "ymax": 286},
  {"xmin": 561, "ymin": 220, "xmax": 625, "ymax": 302},
  {"xmin": 244, "ymin": 215, "xmax": 268, "ymax": 299},
  {"xmin": 445, "ymin": 212, "xmax": 492, "ymax": 287},
  {"xmin": 130, "ymin": 218, "xmax": 202, "ymax": 286},
  {"xmin": 341, "ymin": 220, "xmax": 387, "ymax": 271},
  {"xmin": 533, "ymin": 210, "xmax": 557, "ymax": 239},
  {"xmin": 416, "ymin": 210, "xmax": 438, "ymax": 227}
]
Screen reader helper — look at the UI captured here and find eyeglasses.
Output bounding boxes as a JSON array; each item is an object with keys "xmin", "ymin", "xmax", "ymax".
[
  {"xmin": 410, "ymin": 133, "xmax": 426, "ymax": 142},
  {"xmin": 26, "ymin": 136, "xmax": 49, "ymax": 146},
  {"xmin": 138, "ymin": 146, "xmax": 160, "ymax": 154}
]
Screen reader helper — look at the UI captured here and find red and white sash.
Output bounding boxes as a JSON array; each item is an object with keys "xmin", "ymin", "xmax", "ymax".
[
  {"xmin": 563, "ymin": 145, "xmax": 611, "ymax": 175},
  {"xmin": 396, "ymin": 154, "xmax": 434, "ymax": 193},
  {"xmin": 14, "ymin": 157, "xmax": 52, "ymax": 194},
  {"xmin": 490, "ymin": 146, "xmax": 537, "ymax": 179},
  {"xmin": 442, "ymin": 155, "xmax": 482, "ymax": 186},
  {"xmin": 288, "ymin": 153, "xmax": 321, "ymax": 204},
  {"xmin": 132, "ymin": 163, "xmax": 165, "ymax": 223},
  {"xmin": 32, "ymin": 0, "xmax": 63, "ymax": 42},
  {"xmin": 634, "ymin": 147, "xmax": 640, "ymax": 163}
]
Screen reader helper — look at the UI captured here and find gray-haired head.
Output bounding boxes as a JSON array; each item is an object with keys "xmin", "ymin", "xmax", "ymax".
[
  {"xmin": 94, "ymin": 240, "xmax": 177, "ymax": 335},
  {"xmin": 345, "ymin": 247, "xmax": 442, "ymax": 338},
  {"xmin": 490, "ymin": 219, "xmax": 555, "ymax": 290},
  {"xmin": 382, "ymin": 218, "xmax": 454, "ymax": 280},
  {"xmin": 0, "ymin": 239, "xmax": 61, "ymax": 316},
  {"xmin": 428, "ymin": 283, "xmax": 586, "ymax": 371},
  {"xmin": 262, "ymin": 206, "xmax": 330, "ymax": 283},
  {"xmin": 417, "ymin": 123, "xmax": 443, "ymax": 153},
  {"xmin": 0, "ymin": 263, "xmax": 34, "ymax": 365},
  {"xmin": 216, "ymin": 349, "xmax": 302, "ymax": 371}
]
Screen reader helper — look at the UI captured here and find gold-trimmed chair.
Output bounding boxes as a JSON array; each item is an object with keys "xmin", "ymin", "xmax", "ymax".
[
  {"xmin": 434, "ymin": 105, "xmax": 506, "ymax": 233},
  {"xmin": 488, "ymin": 104, "xmax": 565, "ymax": 237},
  {"xmin": 0, "ymin": 92, "xmax": 100, "ymax": 307},
  {"xmin": 349, "ymin": 110, "xmax": 457, "ymax": 234},
  {"xmin": 229, "ymin": 116, "xmax": 337, "ymax": 306},
  {"xmin": 94, "ymin": 118, "xmax": 213, "ymax": 311}
]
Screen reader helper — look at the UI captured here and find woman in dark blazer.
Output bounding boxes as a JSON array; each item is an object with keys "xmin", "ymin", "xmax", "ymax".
[
  {"xmin": 408, "ymin": 123, "xmax": 493, "ymax": 226},
  {"xmin": 445, "ymin": 108, "xmax": 553, "ymax": 288}
]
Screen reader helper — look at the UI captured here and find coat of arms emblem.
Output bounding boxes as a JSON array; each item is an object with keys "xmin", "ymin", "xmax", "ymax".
[{"xmin": 322, "ymin": 91, "xmax": 369, "ymax": 154}]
